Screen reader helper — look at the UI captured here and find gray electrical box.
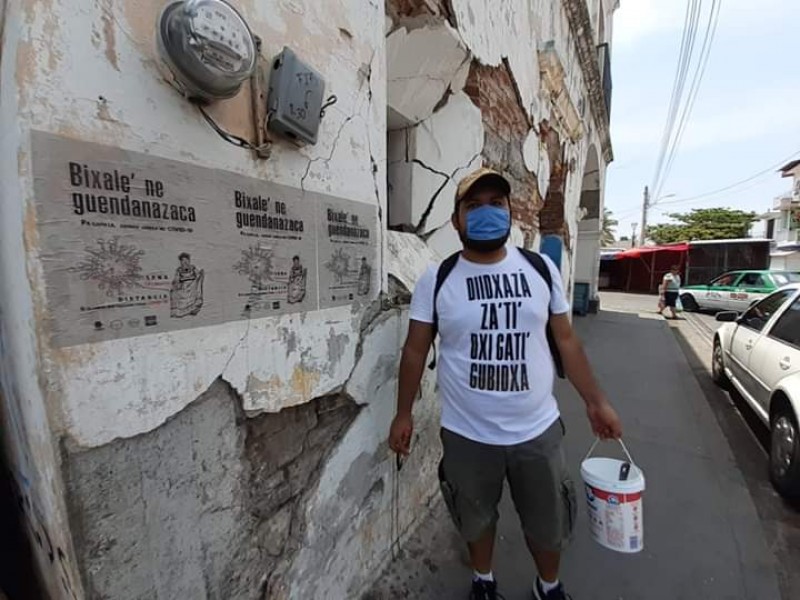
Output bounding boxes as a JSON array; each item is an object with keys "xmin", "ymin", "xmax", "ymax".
[{"xmin": 267, "ymin": 47, "xmax": 325, "ymax": 145}]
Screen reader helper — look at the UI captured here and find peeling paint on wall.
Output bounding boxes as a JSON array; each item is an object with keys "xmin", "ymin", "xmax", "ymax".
[{"xmin": 63, "ymin": 379, "xmax": 361, "ymax": 600}]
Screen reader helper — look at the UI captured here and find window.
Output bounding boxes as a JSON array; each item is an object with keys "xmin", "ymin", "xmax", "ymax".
[
  {"xmin": 770, "ymin": 296, "xmax": 800, "ymax": 348},
  {"xmin": 739, "ymin": 290, "xmax": 795, "ymax": 332},
  {"xmin": 710, "ymin": 273, "xmax": 737, "ymax": 287},
  {"xmin": 738, "ymin": 273, "xmax": 767, "ymax": 288},
  {"xmin": 772, "ymin": 272, "xmax": 800, "ymax": 286}
]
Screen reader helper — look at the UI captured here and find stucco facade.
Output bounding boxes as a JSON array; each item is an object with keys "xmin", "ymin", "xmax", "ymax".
[{"xmin": 0, "ymin": 1, "xmax": 615, "ymax": 598}]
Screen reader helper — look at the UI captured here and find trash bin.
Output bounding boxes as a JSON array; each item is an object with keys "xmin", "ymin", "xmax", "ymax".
[{"xmin": 573, "ymin": 282, "xmax": 590, "ymax": 316}]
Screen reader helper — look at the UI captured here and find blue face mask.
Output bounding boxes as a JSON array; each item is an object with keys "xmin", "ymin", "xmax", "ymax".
[{"xmin": 463, "ymin": 205, "xmax": 511, "ymax": 251}]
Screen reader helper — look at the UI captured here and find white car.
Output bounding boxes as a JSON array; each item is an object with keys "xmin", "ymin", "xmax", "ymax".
[{"xmin": 713, "ymin": 283, "xmax": 800, "ymax": 498}]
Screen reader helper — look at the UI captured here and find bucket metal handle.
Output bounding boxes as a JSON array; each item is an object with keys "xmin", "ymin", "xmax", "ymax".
[{"xmin": 583, "ymin": 437, "xmax": 636, "ymax": 466}]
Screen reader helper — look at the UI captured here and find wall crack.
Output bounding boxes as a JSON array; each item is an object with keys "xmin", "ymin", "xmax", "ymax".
[
  {"xmin": 300, "ymin": 51, "xmax": 376, "ymax": 194},
  {"xmin": 413, "ymin": 151, "xmax": 480, "ymax": 233}
]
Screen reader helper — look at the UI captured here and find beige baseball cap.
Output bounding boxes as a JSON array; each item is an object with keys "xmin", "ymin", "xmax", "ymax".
[{"xmin": 454, "ymin": 167, "xmax": 511, "ymax": 205}]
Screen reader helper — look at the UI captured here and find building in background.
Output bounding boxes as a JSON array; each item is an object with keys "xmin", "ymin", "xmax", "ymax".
[
  {"xmin": 760, "ymin": 160, "xmax": 800, "ymax": 270},
  {"xmin": 0, "ymin": 1, "xmax": 616, "ymax": 598}
]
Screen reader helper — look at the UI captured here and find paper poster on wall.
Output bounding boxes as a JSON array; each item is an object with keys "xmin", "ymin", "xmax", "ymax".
[
  {"xmin": 317, "ymin": 195, "xmax": 379, "ymax": 309},
  {"xmin": 30, "ymin": 131, "xmax": 376, "ymax": 347},
  {"xmin": 227, "ymin": 182, "xmax": 317, "ymax": 320}
]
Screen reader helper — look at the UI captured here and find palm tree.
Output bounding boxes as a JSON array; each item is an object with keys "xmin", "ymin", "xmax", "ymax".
[{"xmin": 601, "ymin": 208, "xmax": 618, "ymax": 247}]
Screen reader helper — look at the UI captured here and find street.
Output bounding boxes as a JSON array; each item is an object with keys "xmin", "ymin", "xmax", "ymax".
[
  {"xmin": 366, "ymin": 292, "xmax": 799, "ymax": 600},
  {"xmin": 578, "ymin": 292, "xmax": 800, "ymax": 599},
  {"xmin": 674, "ymin": 302, "xmax": 800, "ymax": 600}
]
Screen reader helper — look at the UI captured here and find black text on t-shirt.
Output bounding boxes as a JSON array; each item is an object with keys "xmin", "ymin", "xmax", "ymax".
[{"xmin": 466, "ymin": 271, "xmax": 534, "ymax": 392}]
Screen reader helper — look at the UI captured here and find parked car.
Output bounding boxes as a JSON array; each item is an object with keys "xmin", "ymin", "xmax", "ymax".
[
  {"xmin": 681, "ymin": 270, "xmax": 800, "ymax": 313},
  {"xmin": 712, "ymin": 283, "xmax": 800, "ymax": 498}
]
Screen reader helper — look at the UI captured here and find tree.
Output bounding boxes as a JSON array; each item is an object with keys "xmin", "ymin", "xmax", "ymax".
[
  {"xmin": 601, "ymin": 208, "xmax": 618, "ymax": 247},
  {"xmin": 647, "ymin": 208, "xmax": 757, "ymax": 245}
]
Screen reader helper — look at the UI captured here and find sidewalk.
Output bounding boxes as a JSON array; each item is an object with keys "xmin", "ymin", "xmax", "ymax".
[{"xmin": 365, "ymin": 308, "xmax": 782, "ymax": 599}]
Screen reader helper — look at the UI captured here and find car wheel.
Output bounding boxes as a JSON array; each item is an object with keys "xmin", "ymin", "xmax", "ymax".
[
  {"xmin": 711, "ymin": 338, "xmax": 729, "ymax": 388},
  {"xmin": 769, "ymin": 402, "xmax": 800, "ymax": 499},
  {"xmin": 681, "ymin": 293, "xmax": 699, "ymax": 312}
]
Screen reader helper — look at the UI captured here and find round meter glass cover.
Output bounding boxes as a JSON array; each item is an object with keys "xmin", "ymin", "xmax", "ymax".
[{"xmin": 185, "ymin": 0, "xmax": 255, "ymax": 77}]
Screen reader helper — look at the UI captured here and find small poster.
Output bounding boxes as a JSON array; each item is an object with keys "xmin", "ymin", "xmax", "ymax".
[
  {"xmin": 317, "ymin": 195, "xmax": 379, "ymax": 309},
  {"xmin": 226, "ymin": 182, "xmax": 317, "ymax": 320}
]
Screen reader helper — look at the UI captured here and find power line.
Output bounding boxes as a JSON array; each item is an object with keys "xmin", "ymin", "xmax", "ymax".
[
  {"xmin": 654, "ymin": 0, "xmax": 721, "ymax": 201},
  {"xmin": 652, "ymin": 149, "xmax": 800, "ymax": 208},
  {"xmin": 651, "ymin": 180, "xmax": 766, "ymax": 214},
  {"xmin": 614, "ymin": 206, "xmax": 643, "ymax": 220},
  {"xmin": 650, "ymin": 1, "xmax": 701, "ymax": 196}
]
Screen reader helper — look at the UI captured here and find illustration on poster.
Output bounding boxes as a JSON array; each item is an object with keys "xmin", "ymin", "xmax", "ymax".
[
  {"xmin": 234, "ymin": 245, "xmax": 276, "ymax": 292},
  {"xmin": 170, "ymin": 253, "xmax": 204, "ymax": 318},
  {"xmin": 287, "ymin": 255, "xmax": 307, "ymax": 304},
  {"xmin": 234, "ymin": 245, "xmax": 309, "ymax": 305},
  {"xmin": 325, "ymin": 248, "xmax": 352, "ymax": 284},
  {"xmin": 71, "ymin": 237, "xmax": 145, "ymax": 297},
  {"xmin": 324, "ymin": 249, "xmax": 372, "ymax": 298}
]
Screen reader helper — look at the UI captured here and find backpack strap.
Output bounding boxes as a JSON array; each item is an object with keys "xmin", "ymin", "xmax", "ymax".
[
  {"xmin": 516, "ymin": 248, "xmax": 565, "ymax": 379},
  {"xmin": 427, "ymin": 251, "xmax": 461, "ymax": 369}
]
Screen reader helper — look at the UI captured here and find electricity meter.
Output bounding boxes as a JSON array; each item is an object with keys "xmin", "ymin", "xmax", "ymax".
[{"xmin": 157, "ymin": 0, "xmax": 256, "ymax": 102}]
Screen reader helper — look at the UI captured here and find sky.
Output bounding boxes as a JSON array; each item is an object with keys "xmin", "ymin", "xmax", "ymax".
[{"xmin": 604, "ymin": 0, "xmax": 800, "ymax": 241}]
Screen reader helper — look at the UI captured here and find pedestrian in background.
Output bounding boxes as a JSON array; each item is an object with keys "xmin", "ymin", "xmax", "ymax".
[{"xmin": 660, "ymin": 265, "xmax": 682, "ymax": 319}]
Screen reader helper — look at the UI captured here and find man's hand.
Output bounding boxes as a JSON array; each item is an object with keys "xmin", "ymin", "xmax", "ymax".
[
  {"xmin": 586, "ymin": 400, "xmax": 623, "ymax": 440},
  {"xmin": 389, "ymin": 413, "xmax": 413, "ymax": 455}
]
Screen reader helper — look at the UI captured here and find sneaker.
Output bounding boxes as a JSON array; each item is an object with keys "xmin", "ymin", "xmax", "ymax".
[
  {"xmin": 533, "ymin": 577, "xmax": 572, "ymax": 600},
  {"xmin": 470, "ymin": 578, "xmax": 504, "ymax": 600}
]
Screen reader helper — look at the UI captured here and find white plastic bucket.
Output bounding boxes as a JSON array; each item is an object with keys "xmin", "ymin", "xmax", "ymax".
[{"xmin": 580, "ymin": 439, "xmax": 645, "ymax": 553}]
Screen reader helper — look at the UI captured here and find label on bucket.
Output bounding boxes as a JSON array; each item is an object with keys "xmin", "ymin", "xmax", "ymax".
[{"xmin": 584, "ymin": 484, "xmax": 643, "ymax": 553}]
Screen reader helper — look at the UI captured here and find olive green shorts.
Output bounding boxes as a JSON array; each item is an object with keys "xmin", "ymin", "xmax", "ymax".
[{"xmin": 438, "ymin": 418, "xmax": 576, "ymax": 551}]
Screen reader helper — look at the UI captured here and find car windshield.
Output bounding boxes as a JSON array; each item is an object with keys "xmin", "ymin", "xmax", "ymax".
[{"xmin": 772, "ymin": 272, "xmax": 800, "ymax": 286}]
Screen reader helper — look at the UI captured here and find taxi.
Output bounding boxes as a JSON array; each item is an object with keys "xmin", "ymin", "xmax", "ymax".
[{"xmin": 680, "ymin": 270, "xmax": 800, "ymax": 313}]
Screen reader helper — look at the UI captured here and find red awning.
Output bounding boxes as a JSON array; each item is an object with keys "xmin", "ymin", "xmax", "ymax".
[{"xmin": 615, "ymin": 243, "xmax": 689, "ymax": 259}]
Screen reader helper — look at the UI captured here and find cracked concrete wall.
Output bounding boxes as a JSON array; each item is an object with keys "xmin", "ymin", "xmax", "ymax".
[
  {"xmin": 8, "ymin": 0, "xmax": 386, "ymax": 444},
  {"xmin": 284, "ymin": 298, "xmax": 441, "ymax": 598},
  {"xmin": 387, "ymin": 92, "xmax": 483, "ymax": 235},
  {"xmin": 386, "ymin": 0, "xmax": 616, "ymax": 279},
  {"xmin": 63, "ymin": 380, "xmax": 361, "ymax": 600},
  {"xmin": 2, "ymin": 0, "xmax": 389, "ymax": 598},
  {"xmin": 1, "ymin": 1, "xmax": 84, "ymax": 597}
]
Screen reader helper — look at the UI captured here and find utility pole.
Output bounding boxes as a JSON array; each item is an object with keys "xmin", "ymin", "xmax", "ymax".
[
  {"xmin": 639, "ymin": 186, "xmax": 650, "ymax": 246},
  {"xmin": 631, "ymin": 223, "xmax": 638, "ymax": 247}
]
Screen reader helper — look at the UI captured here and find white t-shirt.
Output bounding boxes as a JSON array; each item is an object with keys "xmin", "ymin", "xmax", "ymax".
[
  {"xmin": 663, "ymin": 273, "xmax": 681, "ymax": 291},
  {"xmin": 409, "ymin": 247, "xmax": 570, "ymax": 445}
]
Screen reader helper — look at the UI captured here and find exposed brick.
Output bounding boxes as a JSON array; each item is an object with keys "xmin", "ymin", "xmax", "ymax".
[
  {"xmin": 465, "ymin": 61, "xmax": 542, "ymax": 237},
  {"xmin": 386, "ymin": 0, "xmax": 451, "ymax": 20},
  {"xmin": 538, "ymin": 120, "xmax": 567, "ymax": 237}
]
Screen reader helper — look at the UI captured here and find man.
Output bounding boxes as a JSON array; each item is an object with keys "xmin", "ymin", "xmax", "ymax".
[
  {"xmin": 388, "ymin": 168, "xmax": 622, "ymax": 600},
  {"xmin": 659, "ymin": 265, "xmax": 682, "ymax": 319}
]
